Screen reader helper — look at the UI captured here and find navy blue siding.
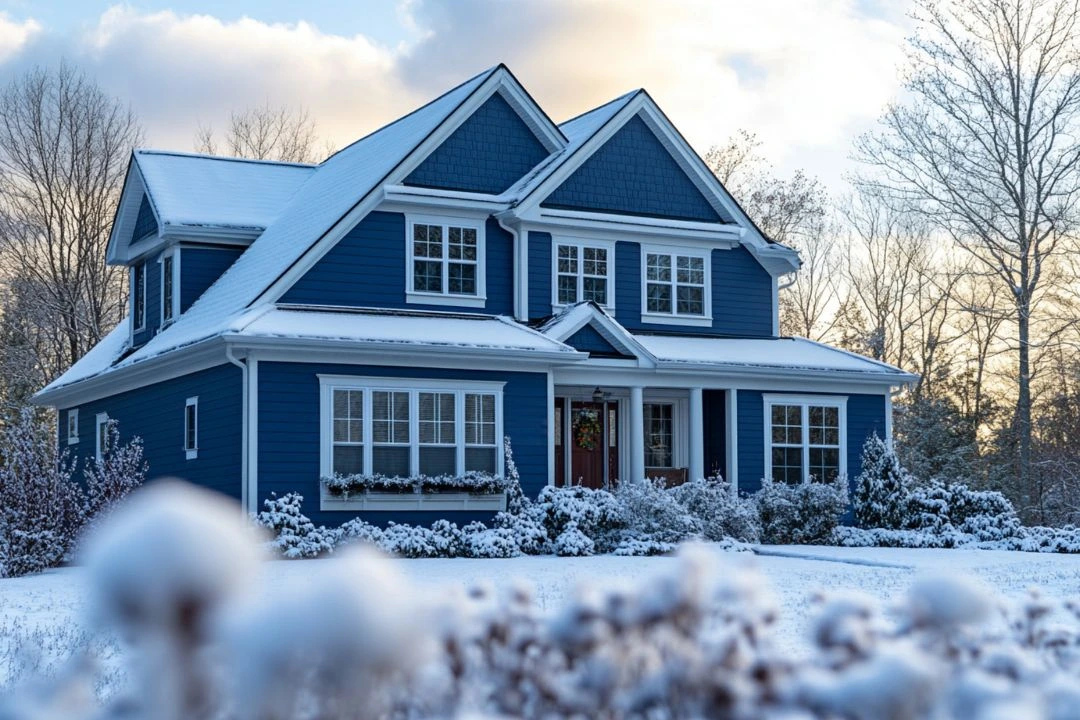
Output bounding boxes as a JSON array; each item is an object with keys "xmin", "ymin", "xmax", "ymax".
[
  {"xmin": 543, "ymin": 115, "xmax": 724, "ymax": 223},
  {"xmin": 257, "ymin": 362, "xmax": 548, "ymax": 527},
  {"xmin": 132, "ymin": 195, "xmax": 158, "ymax": 242},
  {"xmin": 736, "ymin": 390, "xmax": 887, "ymax": 495},
  {"xmin": 59, "ymin": 364, "xmax": 243, "ymax": 500},
  {"xmin": 405, "ymin": 93, "xmax": 550, "ymax": 194},
  {"xmin": 565, "ymin": 324, "xmax": 622, "ymax": 356},
  {"xmin": 703, "ymin": 389, "xmax": 727, "ymax": 480},
  {"xmin": 282, "ymin": 212, "xmax": 514, "ymax": 315},
  {"xmin": 181, "ymin": 246, "xmax": 244, "ymax": 313},
  {"xmin": 132, "ymin": 258, "xmax": 161, "ymax": 347},
  {"xmin": 527, "ymin": 231, "xmax": 552, "ymax": 318},
  {"xmin": 613, "ymin": 241, "xmax": 642, "ymax": 328}
]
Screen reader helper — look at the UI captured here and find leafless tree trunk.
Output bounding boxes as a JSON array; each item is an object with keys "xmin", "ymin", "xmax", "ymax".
[
  {"xmin": 0, "ymin": 63, "xmax": 142, "ymax": 390},
  {"xmin": 195, "ymin": 102, "xmax": 326, "ymax": 163},
  {"xmin": 856, "ymin": 0, "xmax": 1080, "ymax": 501}
]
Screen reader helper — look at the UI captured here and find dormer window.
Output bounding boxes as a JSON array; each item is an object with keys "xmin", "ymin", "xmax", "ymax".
[
  {"xmin": 132, "ymin": 262, "xmax": 146, "ymax": 331},
  {"xmin": 553, "ymin": 240, "xmax": 614, "ymax": 310},
  {"xmin": 641, "ymin": 247, "xmax": 712, "ymax": 326},
  {"xmin": 161, "ymin": 249, "xmax": 178, "ymax": 325},
  {"xmin": 406, "ymin": 215, "xmax": 486, "ymax": 308}
]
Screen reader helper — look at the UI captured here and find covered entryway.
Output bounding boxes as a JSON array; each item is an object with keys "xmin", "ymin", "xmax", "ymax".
[{"xmin": 555, "ymin": 396, "xmax": 619, "ymax": 489}]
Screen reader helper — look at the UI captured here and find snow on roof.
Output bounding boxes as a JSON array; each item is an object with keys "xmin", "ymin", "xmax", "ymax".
[
  {"xmin": 121, "ymin": 66, "xmax": 500, "ymax": 369},
  {"xmin": 635, "ymin": 334, "xmax": 915, "ymax": 378},
  {"xmin": 235, "ymin": 308, "xmax": 580, "ymax": 355},
  {"xmin": 135, "ymin": 151, "xmax": 314, "ymax": 231},
  {"xmin": 39, "ymin": 318, "xmax": 132, "ymax": 393}
]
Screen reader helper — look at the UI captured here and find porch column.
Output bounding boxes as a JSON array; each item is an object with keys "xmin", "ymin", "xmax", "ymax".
[
  {"xmin": 630, "ymin": 386, "xmax": 645, "ymax": 481},
  {"xmin": 689, "ymin": 387, "xmax": 704, "ymax": 481}
]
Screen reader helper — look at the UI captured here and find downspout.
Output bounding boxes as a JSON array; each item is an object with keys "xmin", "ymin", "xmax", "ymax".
[
  {"xmin": 226, "ymin": 346, "xmax": 250, "ymax": 514},
  {"xmin": 497, "ymin": 213, "xmax": 528, "ymax": 322}
]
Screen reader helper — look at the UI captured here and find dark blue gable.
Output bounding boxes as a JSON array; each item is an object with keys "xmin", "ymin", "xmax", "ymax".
[
  {"xmin": 281, "ymin": 211, "xmax": 514, "ymax": 315},
  {"xmin": 542, "ymin": 115, "xmax": 725, "ymax": 223},
  {"xmin": 565, "ymin": 324, "xmax": 626, "ymax": 357},
  {"xmin": 404, "ymin": 93, "xmax": 550, "ymax": 194},
  {"xmin": 180, "ymin": 246, "xmax": 244, "ymax": 313},
  {"xmin": 133, "ymin": 195, "xmax": 158, "ymax": 242}
]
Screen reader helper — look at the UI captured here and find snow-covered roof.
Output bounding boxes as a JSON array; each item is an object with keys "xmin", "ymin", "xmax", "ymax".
[
  {"xmin": 635, "ymin": 334, "xmax": 915, "ymax": 378},
  {"xmin": 235, "ymin": 307, "xmax": 580, "ymax": 356},
  {"xmin": 135, "ymin": 151, "xmax": 314, "ymax": 231},
  {"xmin": 41, "ymin": 319, "xmax": 133, "ymax": 393}
]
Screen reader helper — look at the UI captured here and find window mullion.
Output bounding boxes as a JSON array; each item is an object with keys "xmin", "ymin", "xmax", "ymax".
[
  {"xmin": 455, "ymin": 391, "xmax": 465, "ymax": 476},
  {"xmin": 441, "ymin": 227, "xmax": 449, "ymax": 298},
  {"xmin": 363, "ymin": 390, "xmax": 373, "ymax": 476},
  {"xmin": 801, "ymin": 405, "xmax": 810, "ymax": 484},
  {"xmin": 409, "ymin": 391, "xmax": 420, "ymax": 477}
]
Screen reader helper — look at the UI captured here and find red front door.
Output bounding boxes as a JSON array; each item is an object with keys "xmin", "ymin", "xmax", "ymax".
[{"xmin": 565, "ymin": 400, "xmax": 619, "ymax": 489}]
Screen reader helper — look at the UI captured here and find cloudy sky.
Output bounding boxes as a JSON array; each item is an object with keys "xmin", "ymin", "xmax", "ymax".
[{"xmin": 0, "ymin": 1, "xmax": 912, "ymax": 193}]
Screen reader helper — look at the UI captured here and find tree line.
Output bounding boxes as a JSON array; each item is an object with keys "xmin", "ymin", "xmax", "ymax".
[{"xmin": 0, "ymin": 0, "xmax": 1077, "ymax": 523}]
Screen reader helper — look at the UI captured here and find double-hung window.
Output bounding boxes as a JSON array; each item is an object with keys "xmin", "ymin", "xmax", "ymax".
[
  {"xmin": 161, "ymin": 249, "xmax": 178, "ymax": 325},
  {"xmin": 407, "ymin": 216, "xmax": 485, "ymax": 307},
  {"xmin": 644, "ymin": 403, "xmax": 674, "ymax": 467},
  {"xmin": 322, "ymin": 377, "xmax": 504, "ymax": 480},
  {"xmin": 554, "ymin": 241, "xmax": 614, "ymax": 309},
  {"xmin": 132, "ymin": 262, "xmax": 146, "ymax": 331},
  {"xmin": 67, "ymin": 409, "xmax": 79, "ymax": 445},
  {"xmin": 184, "ymin": 397, "xmax": 198, "ymax": 460},
  {"xmin": 764, "ymin": 396, "xmax": 846, "ymax": 484},
  {"xmin": 642, "ymin": 248, "xmax": 710, "ymax": 323},
  {"xmin": 95, "ymin": 412, "xmax": 110, "ymax": 463}
]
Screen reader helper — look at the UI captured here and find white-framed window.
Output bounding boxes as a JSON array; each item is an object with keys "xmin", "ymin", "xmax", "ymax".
[
  {"xmin": 644, "ymin": 402, "xmax": 674, "ymax": 467},
  {"xmin": 66, "ymin": 409, "xmax": 79, "ymax": 445},
  {"xmin": 552, "ymin": 240, "xmax": 615, "ymax": 310},
  {"xmin": 160, "ymin": 248, "xmax": 179, "ymax": 326},
  {"xmin": 763, "ymin": 395, "xmax": 847, "ymax": 485},
  {"xmin": 95, "ymin": 412, "xmax": 109, "ymax": 463},
  {"xmin": 184, "ymin": 397, "xmax": 198, "ymax": 459},
  {"xmin": 132, "ymin": 262, "xmax": 146, "ymax": 331},
  {"xmin": 641, "ymin": 247, "xmax": 711, "ymax": 325},
  {"xmin": 405, "ymin": 215, "xmax": 486, "ymax": 308},
  {"xmin": 320, "ymin": 376, "xmax": 504, "ymax": 480}
]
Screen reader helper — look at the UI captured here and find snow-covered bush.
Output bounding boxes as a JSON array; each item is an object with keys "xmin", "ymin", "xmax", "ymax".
[
  {"xmin": 670, "ymin": 476, "xmax": 761, "ymax": 542},
  {"xmin": 551, "ymin": 520, "xmax": 595, "ymax": 556},
  {"xmin": 853, "ymin": 434, "xmax": 910, "ymax": 530},
  {"xmin": 255, "ymin": 492, "xmax": 335, "ymax": 559},
  {"xmin": 613, "ymin": 476, "xmax": 701, "ymax": 544},
  {"xmin": 755, "ymin": 476, "xmax": 849, "ymax": 544},
  {"xmin": 534, "ymin": 484, "xmax": 625, "ymax": 549},
  {"xmin": 81, "ymin": 419, "xmax": 147, "ymax": 527},
  {"xmin": 502, "ymin": 435, "xmax": 526, "ymax": 515},
  {"xmin": 0, "ymin": 407, "xmax": 83, "ymax": 577}
]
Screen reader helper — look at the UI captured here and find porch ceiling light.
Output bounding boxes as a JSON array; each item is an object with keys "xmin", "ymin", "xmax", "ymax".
[{"xmin": 592, "ymin": 387, "xmax": 604, "ymax": 403}]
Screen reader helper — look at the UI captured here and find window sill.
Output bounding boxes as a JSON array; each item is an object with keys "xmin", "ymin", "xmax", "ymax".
[
  {"xmin": 320, "ymin": 488, "xmax": 506, "ymax": 512},
  {"xmin": 68, "ymin": 438, "xmax": 79, "ymax": 445},
  {"xmin": 185, "ymin": 449, "xmax": 198, "ymax": 460},
  {"xmin": 406, "ymin": 292, "xmax": 486, "ymax": 308},
  {"xmin": 640, "ymin": 313, "xmax": 713, "ymax": 328}
]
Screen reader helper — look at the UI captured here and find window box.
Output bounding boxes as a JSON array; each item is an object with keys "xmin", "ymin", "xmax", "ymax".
[{"xmin": 319, "ymin": 476, "xmax": 507, "ymax": 512}]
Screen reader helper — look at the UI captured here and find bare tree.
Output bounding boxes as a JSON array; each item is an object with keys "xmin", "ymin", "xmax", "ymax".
[
  {"xmin": 195, "ymin": 102, "xmax": 325, "ymax": 163},
  {"xmin": 0, "ymin": 63, "xmax": 142, "ymax": 388},
  {"xmin": 855, "ymin": 0, "xmax": 1080, "ymax": 497}
]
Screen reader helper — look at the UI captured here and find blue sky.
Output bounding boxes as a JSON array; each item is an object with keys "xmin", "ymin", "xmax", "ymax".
[{"xmin": 0, "ymin": 1, "xmax": 913, "ymax": 193}]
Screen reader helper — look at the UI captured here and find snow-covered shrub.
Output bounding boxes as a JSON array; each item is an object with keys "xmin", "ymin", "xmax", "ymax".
[
  {"xmin": 755, "ymin": 476, "xmax": 849, "ymax": 544},
  {"xmin": 552, "ymin": 520, "xmax": 595, "ymax": 556},
  {"xmin": 380, "ymin": 522, "xmax": 444, "ymax": 559},
  {"xmin": 462, "ymin": 523, "xmax": 521, "ymax": 558},
  {"xmin": 832, "ymin": 525, "xmax": 965, "ymax": 549},
  {"xmin": 947, "ymin": 483, "xmax": 1023, "ymax": 541},
  {"xmin": 610, "ymin": 531, "xmax": 676, "ymax": 556},
  {"xmin": 670, "ymin": 476, "xmax": 761, "ymax": 542},
  {"xmin": 613, "ymin": 476, "xmax": 701, "ymax": 544},
  {"xmin": 853, "ymin": 434, "xmax": 911, "ymax": 530},
  {"xmin": 493, "ymin": 509, "xmax": 548, "ymax": 555},
  {"xmin": 81, "ymin": 419, "xmax": 147, "ymax": 527},
  {"xmin": 334, "ymin": 516, "xmax": 385, "ymax": 547},
  {"xmin": 502, "ymin": 435, "xmax": 526, "ymax": 515},
  {"xmin": 255, "ymin": 492, "xmax": 335, "ymax": 559},
  {"xmin": 534, "ymin": 485, "xmax": 625, "ymax": 549},
  {"xmin": 0, "ymin": 407, "xmax": 83, "ymax": 577}
]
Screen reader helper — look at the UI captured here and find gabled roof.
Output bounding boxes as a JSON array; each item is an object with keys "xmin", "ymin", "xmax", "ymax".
[{"xmin": 539, "ymin": 302, "xmax": 655, "ymax": 366}]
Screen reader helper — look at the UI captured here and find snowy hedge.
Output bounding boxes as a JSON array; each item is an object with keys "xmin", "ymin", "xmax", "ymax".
[{"xmin": 13, "ymin": 481, "xmax": 1080, "ymax": 719}]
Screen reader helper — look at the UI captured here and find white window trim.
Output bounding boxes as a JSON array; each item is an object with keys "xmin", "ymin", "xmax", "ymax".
[
  {"xmin": 160, "ymin": 247, "xmax": 180, "ymax": 328},
  {"xmin": 762, "ymin": 394, "xmax": 848, "ymax": 485},
  {"xmin": 640, "ymin": 245, "xmax": 712, "ymax": 327},
  {"xmin": 184, "ymin": 396, "xmax": 198, "ymax": 460},
  {"xmin": 405, "ymin": 214, "xmax": 487, "ymax": 308},
  {"xmin": 131, "ymin": 262, "xmax": 147, "ymax": 332},
  {"xmin": 318, "ymin": 376, "xmax": 505, "ymax": 502},
  {"xmin": 642, "ymin": 392, "xmax": 689, "ymax": 469},
  {"xmin": 551, "ymin": 237, "xmax": 616, "ymax": 312},
  {"xmin": 67, "ymin": 409, "xmax": 79, "ymax": 445},
  {"xmin": 95, "ymin": 412, "xmax": 109, "ymax": 463}
]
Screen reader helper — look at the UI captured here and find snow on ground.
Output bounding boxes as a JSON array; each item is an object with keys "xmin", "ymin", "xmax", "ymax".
[{"xmin": 0, "ymin": 545, "xmax": 1078, "ymax": 690}]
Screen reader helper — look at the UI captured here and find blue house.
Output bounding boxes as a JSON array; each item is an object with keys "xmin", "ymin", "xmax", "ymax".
[{"xmin": 33, "ymin": 65, "xmax": 914, "ymax": 525}]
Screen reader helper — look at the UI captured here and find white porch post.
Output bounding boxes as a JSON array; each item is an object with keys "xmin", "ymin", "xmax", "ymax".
[
  {"xmin": 689, "ymin": 387, "xmax": 704, "ymax": 481},
  {"xmin": 630, "ymin": 386, "xmax": 645, "ymax": 481},
  {"xmin": 725, "ymin": 389, "xmax": 738, "ymax": 495}
]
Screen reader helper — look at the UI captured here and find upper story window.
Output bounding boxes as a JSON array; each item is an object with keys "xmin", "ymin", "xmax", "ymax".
[
  {"xmin": 764, "ymin": 395, "xmax": 847, "ymax": 485},
  {"xmin": 67, "ymin": 409, "xmax": 79, "ymax": 445},
  {"xmin": 641, "ymin": 247, "xmax": 711, "ymax": 326},
  {"xmin": 406, "ymin": 215, "xmax": 486, "ymax": 308},
  {"xmin": 553, "ymin": 240, "xmax": 614, "ymax": 310},
  {"xmin": 184, "ymin": 396, "xmax": 198, "ymax": 460},
  {"xmin": 161, "ymin": 250, "xmax": 177, "ymax": 325},
  {"xmin": 132, "ymin": 262, "xmax": 146, "ymax": 331}
]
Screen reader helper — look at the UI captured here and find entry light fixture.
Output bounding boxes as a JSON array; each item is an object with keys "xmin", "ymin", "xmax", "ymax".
[{"xmin": 592, "ymin": 387, "xmax": 604, "ymax": 403}]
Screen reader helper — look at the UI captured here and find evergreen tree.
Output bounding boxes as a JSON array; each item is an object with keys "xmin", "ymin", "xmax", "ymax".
[{"xmin": 853, "ymin": 434, "xmax": 911, "ymax": 529}]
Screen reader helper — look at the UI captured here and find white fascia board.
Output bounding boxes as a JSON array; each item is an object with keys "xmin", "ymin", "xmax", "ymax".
[
  {"xmin": 495, "ymin": 82, "xmax": 566, "ymax": 153},
  {"xmin": 382, "ymin": 184, "xmax": 510, "ymax": 212},
  {"xmin": 31, "ymin": 338, "xmax": 229, "ymax": 408},
  {"xmin": 550, "ymin": 365, "xmax": 899, "ymax": 394},
  {"xmin": 160, "ymin": 225, "xmax": 263, "ymax": 242},
  {"xmin": 258, "ymin": 70, "xmax": 512, "ymax": 306},
  {"xmin": 516, "ymin": 207, "xmax": 743, "ymax": 246},
  {"xmin": 654, "ymin": 360, "xmax": 914, "ymax": 386},
  {"xmin": 106, "ymin": 160, "xmax": 157, "ymax": 266},
  {"xmin": 542, "ymin": 306, "xmax": 656, "ymax": 367}
]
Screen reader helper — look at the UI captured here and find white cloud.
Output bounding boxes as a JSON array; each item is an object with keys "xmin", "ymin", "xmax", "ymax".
[
  {"xmin": 0, "ymin": 1, "xmax": 912, "ymax": 190},
  {"xmin": 0, "ymin": 13, "xmax": 40, "ymax": 63}
]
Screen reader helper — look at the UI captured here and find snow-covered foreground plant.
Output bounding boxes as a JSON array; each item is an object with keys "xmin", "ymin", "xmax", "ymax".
[{"xmin": 8, "ymin": 481, "xmax": 1080, "ymax": 719}]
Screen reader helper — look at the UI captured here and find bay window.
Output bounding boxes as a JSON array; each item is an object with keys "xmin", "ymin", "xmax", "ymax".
[
  {"xmin": 764, "ymin": 395, "xmax": 846, "ymax": 484},
  {"xmin": 407, "ymin": 216, "xmax": 485, "ymax": 306},
  {"xmin": 554, "ymin": 240, "xmax": 614, "ymax": 309},
  {"xmin": 321, "ymin": 377, "xmax": 504, "ymax": 479}
]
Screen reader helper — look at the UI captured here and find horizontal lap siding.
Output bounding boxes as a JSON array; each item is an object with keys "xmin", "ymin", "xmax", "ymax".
[
  {"xmin": 59, "ymin": 364, "xmax": 243, "ymax": 500},
  {"xmin": 181, "ymin": 247, "xmax": 244, "ymax": 312},
  {"xmin": 736, "ymin": 390, "xmax": 888, "ymax": 496},
  {"xmin": 541, "ymin": 115, "xmax": 724, "ymax": 223},
  {"xmin": 404, "ymin": 93, "xmax": 550, "ymax": 194},
  {"xmin": 281, "ymin": 212, "xmax": 514, "ymax": 315},
  {"xmin": 257, "ymin": 362, "xmax": 548, "ymax": 527},
  {"xmin": 528, "ymin": 231, "xmax": 553, "ymax": 318}
]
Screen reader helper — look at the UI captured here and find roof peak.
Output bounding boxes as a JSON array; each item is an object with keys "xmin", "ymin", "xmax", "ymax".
[{"xmin": 134, "ymin": 149, "xmax": 316, "ymax": 169}]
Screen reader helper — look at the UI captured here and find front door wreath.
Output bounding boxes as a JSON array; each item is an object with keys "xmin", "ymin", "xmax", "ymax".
[{"xmin": 573, "ymin": 409, "xmax": 603, "ymax": 450}]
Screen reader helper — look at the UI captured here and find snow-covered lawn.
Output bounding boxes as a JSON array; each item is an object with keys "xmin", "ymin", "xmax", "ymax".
[{"xmin": 1, "ymin": 544, "xmax": 1078, "ymax": 691}]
